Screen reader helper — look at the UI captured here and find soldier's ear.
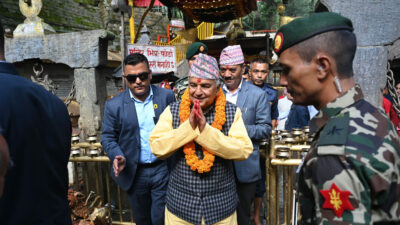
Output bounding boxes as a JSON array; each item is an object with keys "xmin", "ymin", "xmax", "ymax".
[{"xmin": 315, "ymin": 54, "xmax": 330, "ymax": 80}]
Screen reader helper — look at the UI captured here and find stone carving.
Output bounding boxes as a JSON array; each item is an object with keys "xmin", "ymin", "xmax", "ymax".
[
  {"xmin": 30, "ymin": 63, "xmax": 57, "ymax": 94},
  {"xmin": 136, "ymin": 25, "xmax": 153, "ymax": 45},
  {"xmin": 13, "ymin": 0, "xmax": 55, "ymax": 38}
]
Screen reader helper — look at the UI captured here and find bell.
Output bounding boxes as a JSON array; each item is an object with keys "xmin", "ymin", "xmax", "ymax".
[
  {"xmin": 291, "ymin": 128, "xmax": 303, "ymax": 136},
  {"xmin": 88, "ymin": 146, "xmax": 99, "ymax": 157},
  {"xmin": 280, "ymin": 131, "xmax": 290, "ymax": 138},
  {"xmin": 71, "ymin": 135, "xmax": 80, "ymax": 144},
  {"xmin": 303, "ymin": 126, "xmax": 310, "ymax": 133},
  {"xmin": 276, "ymin": 146, "xmax": 290, "ymax": 159},
  {"xmin": 71, "ymin": 147, "xmax": 81, "ymax": 157},
  {"xmin": 282, "ymin": 137, "xmax": 295, "ymax": 144},
  {"xmin": 87, "ymin": 135, "xmax": 97, "ymax": 143}
]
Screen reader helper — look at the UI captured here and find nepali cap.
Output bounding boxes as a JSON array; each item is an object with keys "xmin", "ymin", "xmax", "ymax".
[
  {"xmin": 219, "ymin": 45, "xmax": 245, "ymax": 66},
  {"xmin": 273, "ymin": 12, "xmax": 353, "ymax": 56},
  {"xmin": 186, "ymin": 42, "xmax": 208, "ymax": 60},
  {"xmin": 189, "ymin": 53, "xmax": 220, "ymax": 80}
]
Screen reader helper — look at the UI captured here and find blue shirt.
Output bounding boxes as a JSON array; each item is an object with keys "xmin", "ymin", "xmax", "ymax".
[
  {"xmin": 261, "ymin": 83, "xmax": 279, "ymax": 120},
  {"xmin": 129, "ymin": 87, "xmax": 158, "ymax": 164}
]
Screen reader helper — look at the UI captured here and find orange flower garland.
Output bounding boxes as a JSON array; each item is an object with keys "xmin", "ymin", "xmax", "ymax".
[{"xmin": 179, "ymin": 88, "xmax": 226, "ymax": 173}]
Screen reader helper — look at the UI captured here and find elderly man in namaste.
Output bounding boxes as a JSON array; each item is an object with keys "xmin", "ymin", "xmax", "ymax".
[{"xmin": 149, "ymin": 53, "xmax": 253, "ymax": 225}]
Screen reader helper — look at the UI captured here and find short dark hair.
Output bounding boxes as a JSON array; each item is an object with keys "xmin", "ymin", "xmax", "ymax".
[
  {"xmin": 292, "ymin": 30, "xmax": 357, "ymax": 78},
  {"xmin": 244, "ymin": 65, "xmax": 249, "ymax": 74},
  {"xmin": 0, "ymin": 20, "xmax": 4, "ymax": 56},
  {"xmin": 250, "ymin": 58, "xmax": 269, "ymax": 69},
  {"xmin": 123, "ymin": 53, "xmax": 150, "ymax": 70}
]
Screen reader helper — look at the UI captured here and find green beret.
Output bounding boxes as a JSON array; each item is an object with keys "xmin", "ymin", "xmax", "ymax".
[
  {"xmin": 186, "ymin": 42, "xmax": 208, "ymax": 59},
  {"xmin": 273, "ymin": 12, "xmax": 353, "ymax": 56}
]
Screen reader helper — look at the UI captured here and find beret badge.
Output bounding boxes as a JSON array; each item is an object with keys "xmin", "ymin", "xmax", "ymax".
[
  {"xmin": 274, "ymin": 32, "xmax": 284, "ymax": 53},
  {"xmin": 199, "ymin": 45, "xmax": 205, "ymax": 52}
]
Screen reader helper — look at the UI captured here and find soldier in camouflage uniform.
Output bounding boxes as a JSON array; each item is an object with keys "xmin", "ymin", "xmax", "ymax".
[{"xmin": 273, "ymin": 12, "xmax": 400, "ymax": 224}]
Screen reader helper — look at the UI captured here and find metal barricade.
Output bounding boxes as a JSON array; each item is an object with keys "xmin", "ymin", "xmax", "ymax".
[
  {"xmin": 69, "ymin": 135, "xmax": 135, "ymax": 225},
  {"xmin": 265, "ymin": 127, "xmax": 312, "ymax": 225}
]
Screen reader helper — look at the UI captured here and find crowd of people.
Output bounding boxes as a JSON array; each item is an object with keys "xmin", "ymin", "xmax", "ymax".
[{"xmin": 1, "ymin": 11, "xmax": 400, "ymax": 225}]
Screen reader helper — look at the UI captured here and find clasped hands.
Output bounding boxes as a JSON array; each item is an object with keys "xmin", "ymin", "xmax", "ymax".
[{"xmin": 189, "ymin": 100, "xmax": 206, "ymax": 132}]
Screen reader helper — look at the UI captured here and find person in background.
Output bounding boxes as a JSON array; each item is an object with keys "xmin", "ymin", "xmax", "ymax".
[
  {"xmin": 249, "ymin": 58, "xmax": 278, "ymax": 128},
  {"xmin": 248, "ymin": 58, "xmax": 278, "ymax": 225},
  {"xmin": 284, "ymin": 92, "xmax": 310, "ymax": 130},
  {"xmin": 390, "ymin": 82, "xmax": 400, "ymax": 136},
  {"xmin": 186, "ymin": 42, "xmax": 208, "ymax": 68},
  {"xmin": 0, "ymin": 20, "xmax": 72, "ymax": 225},
  {"xmin": 149, "ymin": 53, "xmax": 252, "ymax": 225},
  {"xmin": 242, "ymin": 65, "xmax": 250, "ymax": 82},
  {"xmin": 173, "ymin": 42, "xmax": 208, "ymax": 100},
  {"xmin": 220, "ymin": 45, "xmax": 271, "ymax": 225},
  {"xmin": 276, "ymin": 88, "xmax": 292, "ymax": 130},
  {"xmin": 101, "ymin": 53, "xmax": 175, "ymax": 225},
  {"xmin": 382, "ymin": 87, "xmax": 392, "ymax": 116},
  {"xmin": 274, "ymin": 12, "xmax": 400, "ymax": 224}
]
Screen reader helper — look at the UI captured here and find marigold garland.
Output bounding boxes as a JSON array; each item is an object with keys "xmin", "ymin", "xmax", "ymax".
[{"xmin": 179, "ymin": 87, "xmax": 226, "ymax": 173}]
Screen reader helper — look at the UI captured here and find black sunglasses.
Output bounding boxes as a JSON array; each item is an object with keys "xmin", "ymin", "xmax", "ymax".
[{"xmin": 123, "ymin": 72, "xmax": 149, "ymax": 83}]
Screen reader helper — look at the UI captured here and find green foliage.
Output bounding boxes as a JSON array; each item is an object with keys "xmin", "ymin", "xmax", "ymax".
[
  {"xmin": 242, "ymin": 0, "xmax": 317, "ymax": 31},
  {"xmin": 285, "ymin": 0, "xmax": 316, "ymax": 17},
  {"xmin": 73, "ymin": 0, "xmax": 99, "ymax": 6},
  {"xmin": 242, "ymin": 1, "xmax": 279, "ymax": 31}
]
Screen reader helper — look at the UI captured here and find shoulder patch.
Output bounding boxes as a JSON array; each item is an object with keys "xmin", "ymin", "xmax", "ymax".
[
  {"xmin": 318, "ymin": 112, "xmax": 349, "ymax": 146},
  {"xmin": 320, "ymin": 183, "xmax": 354, "ymax": 218}
]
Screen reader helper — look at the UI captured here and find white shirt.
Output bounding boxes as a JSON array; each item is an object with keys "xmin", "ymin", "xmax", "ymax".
[
  {"xmin": 277, "ymin": 95, "xmax": 292, "ymax": 130},
  {"xmin": 222, "ymin": 79, "xmax": 243, "ymax": 105}
]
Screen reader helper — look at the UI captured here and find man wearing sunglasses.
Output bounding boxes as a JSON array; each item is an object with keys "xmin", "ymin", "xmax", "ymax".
[{"xmin": 101, "ymin": 53, "xmax": 175, "ymax": 225}]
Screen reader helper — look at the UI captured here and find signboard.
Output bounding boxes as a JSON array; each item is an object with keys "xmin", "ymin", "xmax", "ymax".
[{"xmin": 126, "ymin": 44, "xmax": 177, "ymax": 73}]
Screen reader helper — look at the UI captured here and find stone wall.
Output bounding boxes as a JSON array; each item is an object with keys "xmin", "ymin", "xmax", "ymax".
[
  {"xmin": 0, "ymin": 0, "xmax": 170, "ymax": 51},
  {"xmin": 320, "ymin": 0, "xmax": 400, "ymax": 107}
]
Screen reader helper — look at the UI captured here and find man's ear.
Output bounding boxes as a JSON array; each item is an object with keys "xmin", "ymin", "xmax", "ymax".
[
  {"xmin": 149, "ymin": 70, "xmax": 152, "ymax": 81},
  {"xmin": 315, "ymin": 53, "xmax": 332, "ymax": 80}
]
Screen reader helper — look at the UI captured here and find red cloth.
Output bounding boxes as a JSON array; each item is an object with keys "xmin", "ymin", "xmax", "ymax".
[
  {"xmin": 383, "ymin": 97, "xmax": 400, "ymax": 136},
  {"xmin": 390, "ymin": 106, "xmax": 400, "ymax": 136},
  {"xmin": 135, "ymin": 0, "xmax": 164, "ymax": 7},
  {"xmin": 382, "ymin": 97, "xmax": 392, "ymax": 116}
]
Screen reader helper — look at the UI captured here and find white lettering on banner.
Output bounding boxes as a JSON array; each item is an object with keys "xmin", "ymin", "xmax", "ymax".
[{"xmin": 126, "ymin": 44, "xmax": 177, "ymax": 73}]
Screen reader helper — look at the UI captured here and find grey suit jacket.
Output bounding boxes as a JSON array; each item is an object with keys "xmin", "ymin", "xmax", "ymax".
[{"xmin": 225, "ymin": 80, "xmax": 271, "ymax": 183}]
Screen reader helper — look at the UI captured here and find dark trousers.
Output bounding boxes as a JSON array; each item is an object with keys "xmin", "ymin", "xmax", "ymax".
[
  {"xmin": 128, "ymin": 161, "xmax": 168, "ymax": 225},
  {"xmin": 236, "ymin": 181, "xmax": 257, "ymax": 225},
  {"xmin": 255, "ymin": 156, "xmax": 266, "ymax": 198}
]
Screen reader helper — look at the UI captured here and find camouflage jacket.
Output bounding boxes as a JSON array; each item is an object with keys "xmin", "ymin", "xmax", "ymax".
[{"xmin": 298, "ymin": 85, "xmax": 400, "ymax": 224}]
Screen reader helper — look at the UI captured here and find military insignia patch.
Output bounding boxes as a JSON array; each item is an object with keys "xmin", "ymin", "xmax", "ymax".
[
  {"xmin": 274, "ymin": 32, "xmax": 284, "ymax": 53},
  {"xmin": 199, "ymin": 45, "xmax": 205, "ymax": 52},
  {"xmin": 320, "ymin": 183, "xmax": 354, "ymax": 218},
  {"xmin": 318, "ymin": 112, "xmax": 349, "ymax": 146}
]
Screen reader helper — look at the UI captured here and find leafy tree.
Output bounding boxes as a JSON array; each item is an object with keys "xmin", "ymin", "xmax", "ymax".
[{"xmin": 242, "ymin": 0, "xmax": 317, "ymax": 31}]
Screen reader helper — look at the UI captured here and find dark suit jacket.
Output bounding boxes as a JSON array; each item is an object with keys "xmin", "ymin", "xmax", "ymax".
[
  {"xmin": 285, "ymin": 105, "xmax": 310, "ymax": 131},
  {"xmin": 0, "ymin": 62, "xmax": 72, "ymax": 225},
  {"xmin": 230, "ymin": 80, "xmax": 271, "ymax": 183},
  {"xmin": 101, "ymin": 85, "xmax": 175, "ymax": 191}
]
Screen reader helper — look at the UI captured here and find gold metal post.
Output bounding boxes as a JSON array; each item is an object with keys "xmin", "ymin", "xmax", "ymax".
[
  {"xmin": 118, "ymin": 186, "xmax": 123, "ymax": 222},
  {"xmin": 128, "ymin": 0, "xmax": 135, "ymax": 43}
]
